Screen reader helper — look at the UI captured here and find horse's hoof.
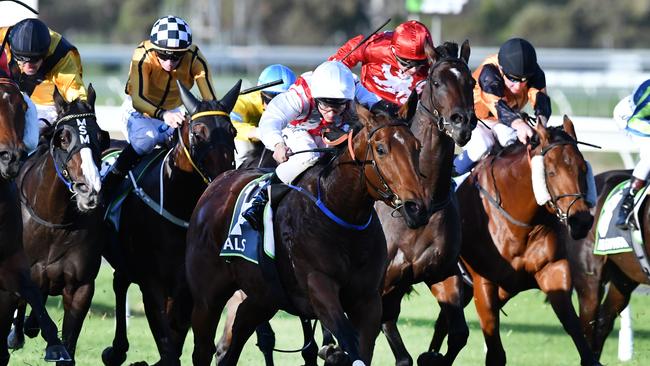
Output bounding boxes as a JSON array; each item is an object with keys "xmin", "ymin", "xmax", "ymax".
[
  {"xmin": 24, "ymin": 325, "xmax": 40, "ymax": 339},
  {"xmin": 102, "ymin": 346, "xmax": 127, "ymax": 366},
  {"xmin": 322, "ymin": 345, "xmax": 351, "ymax": 366},
  {"xmin": 44, "ymin": 344, "xmax": 72, "ymax": 362},
  {"xmin": 318, "ymin": 344, "xmax": 336, "ymax": 360},
  {"xmin": 7, "ymin": 327, "xmax": 24, "ymax": 349},
  {"xmin": 417, "ymin": 351, "xmax": 446, "ymax": 366},
  {"xmin": 127, "ymin": 362, "xmax": 149, "ymax": 366}
]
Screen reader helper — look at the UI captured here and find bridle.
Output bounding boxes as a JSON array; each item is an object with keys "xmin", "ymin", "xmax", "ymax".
[
  {"xmin": 50, "ymin": 112, "xmax": 98, "ymax": 192},
  {"xmin": 176, "ymin": 109, "xmax": 232, "ymax": 184},
  {"xmin": 529, "ymin": 140, "xmax": 588, "ymax": 224}
]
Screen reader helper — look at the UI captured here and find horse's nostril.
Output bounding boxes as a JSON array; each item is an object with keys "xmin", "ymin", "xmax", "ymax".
[
  {"xmin": 0, "ymin": 151, "xmax": 11, "ymax": 162},
  {"xmin": 74, "ymin": 183, "xmax": 90, "ymax": 194},
  {"xmin": 404, "ymin": 201, "xmax": 422, "ymax": 216}
]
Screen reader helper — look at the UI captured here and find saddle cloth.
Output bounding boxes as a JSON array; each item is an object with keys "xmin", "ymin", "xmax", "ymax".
[
  {"xmin": 594, "ymin": 180, "xmax": 645, "ymax": 255},
  {"xmin": 221, "ymin": 173, "xmax": 276, "ymax": 263}
]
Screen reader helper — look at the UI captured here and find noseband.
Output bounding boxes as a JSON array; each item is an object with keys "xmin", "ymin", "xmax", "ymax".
[
  {"xmin": 50, "ymin": 112, "xmax": 98, "ymax": 192},
  {"xmin": 176, "ymin": 109, "xmax": 231, "ymax": 184},
  {"xmin": 530, "ymin": 141, "xmax": 588, "ymax": 223}
]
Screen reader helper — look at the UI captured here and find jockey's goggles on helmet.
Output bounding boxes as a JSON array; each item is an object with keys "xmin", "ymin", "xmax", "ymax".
[
  {"xmin": 155, "ymin": 50, "xmax": 185, "ymax": 62},
  {"xmin": 394, "ymin": 53, "xmax": 427, "ymax": 70},
  {"xmin": 261, "ymin": 91, "xmax": 278, "ymax": 105},
  {"xmin": 316, "ymin": 98, "xmax": 348, "ymax": 113},
  {"xmin": 13, "ymin": 53, "xmax": 43, "ymax": 63},
  {"xmin": 504, "ymin": 73, "xmax": 528, "ymax": 83}
]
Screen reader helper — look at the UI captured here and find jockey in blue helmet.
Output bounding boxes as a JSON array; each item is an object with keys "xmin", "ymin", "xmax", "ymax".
[{"xmin": 231, "ymin": 64, "xmax": 296, "ymax": 167}]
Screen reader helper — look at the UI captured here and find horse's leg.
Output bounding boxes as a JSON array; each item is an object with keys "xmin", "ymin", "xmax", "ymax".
[
  {"xmin": 592, "ymin": 269, "xmax": 637, "ymax": 360},
  {"xmin": 140, "ymin": 281, "xmax": 179, "ymax": 365},
  {"xmin": 571, "ymin": 258, "xmax": 606, "ymax": 351},
  {"xmin": 102, "ymin": 271, "xmax": 130, "ymax": 366},
  {"xmin": 346, "ymin": 291, "xmax": 382, "ymax": 365},
  {"xmin": 472, "ymin": 275, "xmax": 507, "ymax": 366},
  {"xmin": 7, "ymin": 299, "xmax": 25, "ymax": 349},
  {"xmin": 59, "ymin": 283, "xmax": 94, "ymax": 365},
  {"xmin": 191, "ymin": 280, "xmax": 232, "ymax": 366},
  {"xmin": 219, "ymin": 296, "xmax": 278, "ymax": 366},
  {"xmin": 0, "ymin": 291, "xmax": 18, "ymax": 366},
  {"xmin": 255, "ymin": 322, "xmax": 275, "ymax": 366},
  {"xmin": 298, "ymin": 317, "xmax": 318, "ymax": 366},
  {"xmin": 307, "ymin": 272, "xmax": 363, "ymax": 365},
  {"xmin": 428, "ymin": 280, "xmax": 472, "ymax": 355},
  {"xmin": 380, "ymin": 285, "xmax": 412, "ymax": 366},
  {"xmin": 536, "ymin": 260, "xmax": 601, "ymax": 366},
  {"xmin": 421, "ymin": 275, "xmax": 469, "ymax": 366}
]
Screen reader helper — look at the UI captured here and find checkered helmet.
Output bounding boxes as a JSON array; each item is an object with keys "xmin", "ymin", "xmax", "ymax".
[{"xmin": 150, "ymin": 15, "xmax": 192, "ymax": 51}]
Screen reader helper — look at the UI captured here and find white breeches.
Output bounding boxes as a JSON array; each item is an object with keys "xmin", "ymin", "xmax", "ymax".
[
  {"xmin": 23, "ymin": 93, "xmax": 39, "ymax": 153},
  {"xmin": 462, "ymin": 120, "xmax": 518, "ymax": 162},
  {"xmin": 275, "ymin": 126, "xmax": 325, "ymax": 184},
  {"xmin": 234, "ymin": 139, "xmax": 256, "ymax": 168}
]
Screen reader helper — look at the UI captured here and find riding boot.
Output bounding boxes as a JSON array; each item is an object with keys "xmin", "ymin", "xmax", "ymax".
[
  {"xmin": 101, "ymin": 144, "xmax": 142, "ymax": 203},
  {"xmin": 242, "ymin": 172, "xmax": 280, "ymax": 231},
  {"xmin": 615, "ymin": 177, "xmax": 646, "ymax": 230}
]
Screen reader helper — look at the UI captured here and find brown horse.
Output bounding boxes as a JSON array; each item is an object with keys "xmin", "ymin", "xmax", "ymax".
[
  {"xmin": 377, "ymin": 40, "xmax": 476, "ymax": 366},
  {"xmin": 0, "ymin": 79, "xmax": 70, "ymax": 364},
  {"xmin": 566, "ymin": 169, "xmax": 649, "ymax": 360},
  {"xmin": 10, "ymin": 84, "xmax": 109, "ymax": 365},
  {"xmin": 186, "ymin": 103, "xmax": 431, "ymax": 366},
  {"xmin": 100, "ymin": 80, "xmax": 241, "ymax": 366},
  {"xmin": 428, "ymin": 117, "xmax": 601, "ymax": 366}
]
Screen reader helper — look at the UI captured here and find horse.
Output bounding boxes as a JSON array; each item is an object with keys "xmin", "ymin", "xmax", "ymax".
[
  {"xmin": 566, "ymin": 169, "xmax": 650, "ymax": 360},
  {"xmin": 186, "ymin": 102, "xmax": 431, "ymax": 366},
  {"xmin": 0, "ymin": 79, "xmax": 70, "ymax": 365},
  {"xmin": 374, "ymin": 40, "xmax": 477, "ymax": 366},
  {"xmin": 428, "ymin": 116, "xmax": 601, "ymax": 366},
  {"xmin": 214, "ymin": 41, "xmax": 477, "ymax": 366},
  {"xmin": 8, "ymin": 84, "xmax": 109, "ymax": 365},
  {"xmin": 100, "ymin": 80, "xmax": 241, "ymax": 366}
]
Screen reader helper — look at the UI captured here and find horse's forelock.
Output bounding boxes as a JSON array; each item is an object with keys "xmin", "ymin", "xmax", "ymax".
[{"xmin": 435, "ymin": 42, "xmax": 460, "ymax": 59}]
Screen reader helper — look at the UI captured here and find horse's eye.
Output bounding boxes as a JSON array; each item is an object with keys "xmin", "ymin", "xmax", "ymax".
[
  {"xmin": 547, "ymin": 170, "xmax": 556, "ymax": 178},
  {"xmin": 376, "ymin": 144, "xmax": 386, "ymax": 156},
  {"xmin": 432, "ymin": 81, "xmax": 440, "ymax": 87}
]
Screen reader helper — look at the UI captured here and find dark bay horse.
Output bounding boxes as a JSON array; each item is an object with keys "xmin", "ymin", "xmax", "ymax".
[
  {"xmin": 10, "ymin": 84, "xmax": 109, "ymax": 365},
  {"xmin": 566, "ymin": 169, "xmax": 650, "ymax": 360},
  {"xmin": 376, "ymin": 40, "xmax": 476, "ymax": 366},
  {"xmin": 0, "ymin": 79, "xmax": 70, "ymax": 364},
  {"xmin": 101, "ymin": 80, "xmax": 241, "ymax": 366},
  {"xmin": 430, "ymin": 117, "xmax": 600, "ymax": 366},
  {"xmin": 186, "ymin": 103, "xmax": 431, "ymax": 366}
]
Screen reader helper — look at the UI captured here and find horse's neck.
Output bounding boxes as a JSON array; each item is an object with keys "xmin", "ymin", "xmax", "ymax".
[
  {"xmin": 484, "ymin": 150, "xmax": 539, "ymax": 224},
  {"xmin": 160, "ymin": 147, "xmax": 209, "ymax": 215},
  {"xmin": 411, "ymin": 114, "xmax": 454, "ymax": 198},
  {"xmin": 311, "ymin": 154, "xmax": 374, "ymax": 225}
]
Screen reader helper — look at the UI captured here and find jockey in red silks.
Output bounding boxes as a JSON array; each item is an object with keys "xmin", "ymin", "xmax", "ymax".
[
  {"xmin": 329, "ymin": 20, "xmax": 433, "ymax": 106},
  {"xmin": 241, "ymin": 61, "xmax": 380, "ymax": 230}
]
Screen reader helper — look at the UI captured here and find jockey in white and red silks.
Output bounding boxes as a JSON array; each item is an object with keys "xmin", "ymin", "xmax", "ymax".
[{"xmin": 330, "ymin": 20, "xmax": 433, "ymax": 106}]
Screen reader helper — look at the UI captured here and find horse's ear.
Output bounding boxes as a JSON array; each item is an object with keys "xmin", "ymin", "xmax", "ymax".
[
  {"xmin": 536, "ymin": 114, "xmax": 548, "ymax": 127},
  {"xmin": 460, "ymin": 39, "xmax": 470, "ymax": 64},
  {"xmin": 563, "ymin": 115, "xmax": 578, "ymax": 140},
  {"xmin": 220, "ymin": 79, "xmax": 242, "ymax": 113},
  {"xmin": 52, "ymin": 86, "xmax": 66, "ymax": 115},
  {"xmin": 535, "ymin": 117, "xmax": 551, "ymax": 143},
  {"xmin": 177, "ymin": 80, "xmax": 200, "ymax": 115},
  {"xmin": 356, "ymin": 103, "xmax": 375, "ymax": 130},
  {"xmin": 86, "ymin": 83, "xmax": 96, "ymax": 108},
  {"xmin": 424, "ymin": 37, "xmax": 437, "ymax": 64},
  {"xmin": 398, "ymin": 89, "xmax": 418, "ymax": 124}
]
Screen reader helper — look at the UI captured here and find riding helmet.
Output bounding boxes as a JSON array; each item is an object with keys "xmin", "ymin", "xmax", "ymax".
[
  {"xmin": 149, "ymin": 15, "xmax": 192, "ymax": 51},
  {"xmin": 257, "ymin": 64, "xmax": 297, "ymax": 94},
  {"xmin": 498, "ymin": 38, "xmax": 539, "ymax": 78},
  {"xmin": 310, "ymin": 61, "xmax": 355, "ymax": 101},
  {"xmin": 9, "ymin": 18, "xmax": 51, "ymax": 58},
  {"xmin": 391, "ymin": 20, "xmax": 431, "ymax": 61}
]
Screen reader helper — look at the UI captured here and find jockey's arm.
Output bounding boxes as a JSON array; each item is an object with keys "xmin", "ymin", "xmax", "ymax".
[
  {"xmin": 50, "ymin": 50, "xmax": 87, "ymax": 103},
  {"xmin": 353, "ymin": 76, "xmax": 381, "ymax": 109},
  {"xmin": 329, "ymin": 34, "xmax": 365, "ymax": 68},
  {"xmin": 529, "ymin": 87, "xmax": 551, "ymax": 120},
  {"xmin": 191, "ymin": 48, "xmax": 218, "ymax": 101},
  {"xmin": 230, "ymin": 92, "xmax": 263, "ymax": 141},
  {"xmin": 258, "ymin": 90, "xmax": 303, "ymax": 150},
  {"xmin": 128, "ymin": 60, "xmax": 162, "ymax": 119}
]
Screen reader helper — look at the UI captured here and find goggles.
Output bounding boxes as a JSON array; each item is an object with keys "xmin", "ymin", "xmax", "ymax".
[
  {"xmin": 155, "ymin": 50, "xmax": 185, "ymax": 62},
  {"xmin": 394, "ymin": 53, "xmax": 428, "ymax": 70},
  {"xmin": 13, "ymin": 53, "xmax": 43, "ymax": 63},
  {"xmin": 316, "ymin": 98, "xmax": 348, "ymax": 113},
  {"xmin": 504, "ymin": 73, "xmax": 529, "ymax": 83}
]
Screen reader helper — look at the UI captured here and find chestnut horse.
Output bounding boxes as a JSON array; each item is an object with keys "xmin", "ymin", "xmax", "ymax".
[
  {"xmin": 566, "ymin": 169, "xmax": 650, "ymax": 360},
  {"xmin": 0, "ymin": 79, "xmax": 70, "ymax": 364},
  {"xmin": 186, "ymin": 104, "xmax": 431, "ymax": 366},
  {"xmin": 100, "ymin": 80, "xmax": 241, "ymax": 366},
  {"xmin": 376, "ymin": 40, "xmax": 476, "ymax": 366},
  {"xmin": 10, "ymin": 84, "xmax": 109, "ymax": 365},
  {"xmin": 429, "ymin": 117, "xmax": 601, "ymax": 366}
]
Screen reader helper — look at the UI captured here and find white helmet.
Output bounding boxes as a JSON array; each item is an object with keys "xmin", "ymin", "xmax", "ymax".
[{"xmin": 310, "ymin": 61, "xmax": 355, "ymax": 101}]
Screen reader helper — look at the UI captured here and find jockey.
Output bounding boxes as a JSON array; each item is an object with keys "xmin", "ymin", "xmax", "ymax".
[
  {"xmin": 1, "ymin": 18, "xmax": 87, "ymax": 127},
  {"xmin": 241, "ymin": 60, "xmax": 380, "ymax": 230},
  {"xmin": 231, "ymin": 64, "xmax": 296, "ymax": 167},
  {"xmin": 453, "ymin": 37, "xmax": 552, "ymax": 175},
  {"xmin": 102, "ymin": 15, "xmax": 217, "ymax": 198},
  {"xmin": 612, "ymin": 79, "xmax": 650, "ymax": 229},
  {"xmin": 329, "ymin": 20, "xmax": 432, "ymax": 105}
]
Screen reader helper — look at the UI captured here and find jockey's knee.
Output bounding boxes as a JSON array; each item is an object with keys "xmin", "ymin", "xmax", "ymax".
[
  {"xmin": 128, "ymin": 133, "xmax": 158, "ymax": 156},
  {"xmin": 464, "ymin": 131, "xmax": 493, "ymax": 162},
  {"xmin": 492, "ymin": 123, "xmax": 517, "ymax": 147},
  {"xmin": 275, "ymin": 153, "xmax": 319, "ymax": 184}
]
